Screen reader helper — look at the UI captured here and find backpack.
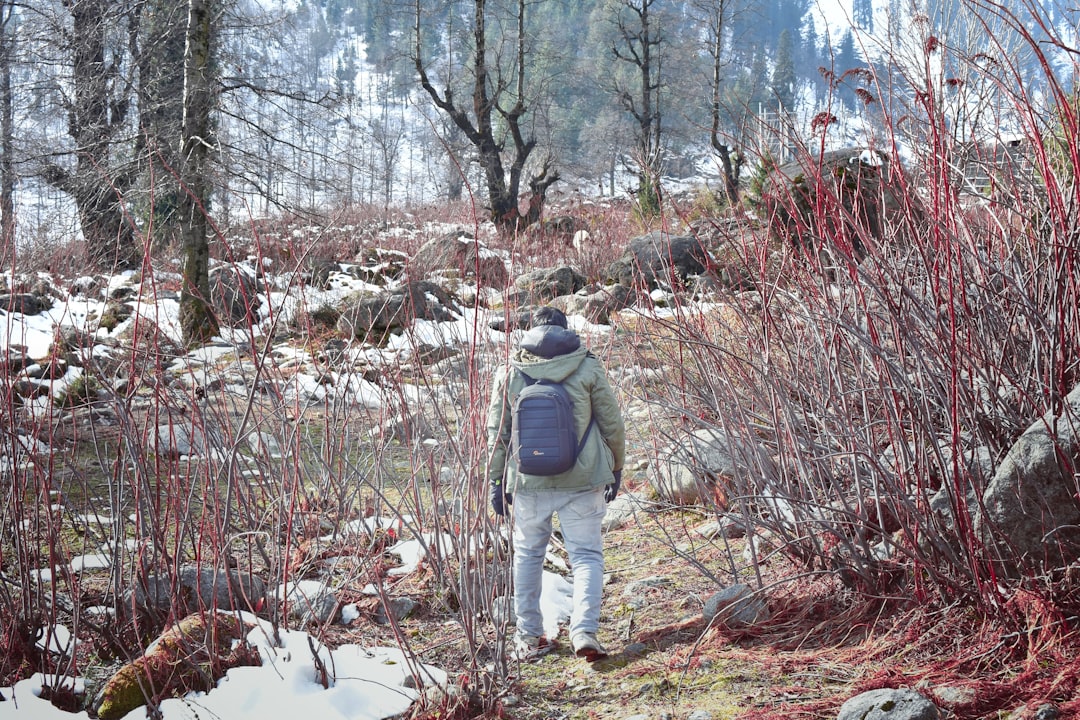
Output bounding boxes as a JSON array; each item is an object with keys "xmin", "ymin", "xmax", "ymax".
[{"xmin": 511, "ymin": 369, "xmax": 594, "ymax": 476}]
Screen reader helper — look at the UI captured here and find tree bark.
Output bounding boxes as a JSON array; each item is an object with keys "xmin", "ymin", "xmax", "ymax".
[
  {"xmin": 178, "ymin": 0, "xmax": 219, "ymax": 347},
  {"xmin": 0, "ymin": 1, "xmax": 14, "ymax": 246}
]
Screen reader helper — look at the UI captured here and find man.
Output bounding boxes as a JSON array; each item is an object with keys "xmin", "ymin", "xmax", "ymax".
[{"xmin": 486, "ymin": 306, "xmax": 626, "ymax": 662}]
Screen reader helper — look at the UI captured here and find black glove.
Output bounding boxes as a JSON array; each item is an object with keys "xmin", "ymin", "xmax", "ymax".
[
  {"xmin": 604, "ymin": 470, "xmax": 622, "ymax": 503},
  {"xmin": 491, "ymin": 483, "xmax": 513, "ymax": 516}
]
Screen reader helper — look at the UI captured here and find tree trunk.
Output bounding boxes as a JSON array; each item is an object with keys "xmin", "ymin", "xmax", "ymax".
[
  {"xmin": 0, "ymin": 1, "xmax": 14, "ymax": 247},
  {"xmin": 66, "ymin": 0, "xmax": 139, "ymax": 269},
  {"xmin": 178, "ymin": 0, "xmax": 219, "ymax": 347}
]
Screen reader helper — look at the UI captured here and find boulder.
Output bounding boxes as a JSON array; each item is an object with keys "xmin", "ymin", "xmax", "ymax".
[
  {"xmin": 837, "ymin": 688, "xmax": 940, "ymax": 720},
  {"xmin": 336, "ymin": 280, "xmax": 459, "ymax": 343},
  {"xmin": 977, "ymin": 383, "xmax": 1080, "ymax": 573},
  {"xmin": 649, "ymin": 427, "xmax": 779, "ymax": 506},
  {"xmin": 0, "ymin": 293, "xmax": 49, "ymax": 316},
  {"xmin": 410, "ymin": 230, "xmax": 508, "ymax": 288},
  {"xmin": 556, "ymin": 283, "xmax": 636, "ymax": 325},
  {"xmin": 210, "ymin": 265, "xmax": 261, "ymax": 326},
  {"xmin": 761, "ymin": 147, "xmax": 911, "ymax": 258},
  {"xmin": 512, "ymin": 266, "xmax": 587, "ymax": 304},
  {"xmin": 606, "ymin": 231, "xmax": 713, "ymax": 289},
  {"xmin": 275, "ymin": 579, "xmax": 339, "ymax": 625},
  {"xmin": 126, "ymin": 566, "xmax": 266, "ymax": 615},
  {"xmin": 702, "ymin": 583, "xmax": 769, "ymax": 628}
]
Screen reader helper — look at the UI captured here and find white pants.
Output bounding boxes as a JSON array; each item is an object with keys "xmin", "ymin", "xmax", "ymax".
[{"xmin": 511, "ymin": 487, "xmax": 606, "ymax": 639}]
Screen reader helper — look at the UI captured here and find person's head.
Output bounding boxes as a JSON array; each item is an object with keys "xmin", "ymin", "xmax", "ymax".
[{"xmin": 530, "ymin": 306, "xmax": 568, "ymax": 329}]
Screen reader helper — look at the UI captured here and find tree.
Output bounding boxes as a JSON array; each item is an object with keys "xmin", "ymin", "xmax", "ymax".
[
  {"xmin": 178, "ymin": 0, "xmax": 220, "ymax": 347},
  {"xmin": 413, "ymin": 0, "xmax": 558, "ymax": 234},
  {"xmin": 41, "ymin": 0, "xmax": 141, "ymax": 270},
  {"xmin": 771, "ymin": 28, "xmax": 796, "ymax": 113},
  {"xmin": 137, "ymin": 0, "xmax": 189, "ymax": 249},
  {"xmin": 0, "ymin": 0, "xmax": 14, "ymax": 245},
  {"xmin": 611, "ymin": 0, "xmax": 663, "ymax": 214},
  {"xmin": 694, "ymin": 0, "xmax": 743, "ymax": 206}
]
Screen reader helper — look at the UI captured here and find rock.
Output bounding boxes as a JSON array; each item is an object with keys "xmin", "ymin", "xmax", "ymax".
[
  {"xmin": 694, "ymin": 515, "xmax": 748, "ymax": 540},
  {"xmin": 606, "ymin": 231, "xmax": 713, "ymax": 290},
  {"xmin": 837, "ymin": 688, "xmax": 940, "ymax": 720},
  {"xmin": 0, "ymin": 293, "xmax": 49, "ymax": 315},
  {"xmin": 306, "ymin": 258, "xmax": 341, "ymax": 289},
  {"xmin": 649, "ymin": 427, "xmax": 779, "ymax": 506},
  {"xmin": 410, "ymin": 230, "xmax": 508, "ymax": 288},
  {"xmin": 276, "ymin": 579, "xmax": 339, "ymax": 625},
  {"xmin": 525, "ymin": 214, "xmax": 588, "ymax": 244},
  {"xmin": 702, "ymin": 583, "xmax": 769, "ymax": 627},
  {"xmin": 977, "ymin": 382, "xmax": 1080, "ymax": 573},
  {"xmin": 336, "ymin": 280, "xmax": 459, "ymax": 343},
  {"xmin": 375, "ymin": 596, "xmax": 419, "ymax": 624},
  {"xmin": 512, "ymin": 266, "xmax": 587, "ymax": 304},
  {"xmin": 155, "ymin": 422, "xmax": 223, "ymax": 458},
  {"xmin": 556, "ymin": 283, "xmax": 636, "ymax": 325},
  {"xmin": 687, "ymin": 712, "xmax": 712, "ymax": 720},
  {"xmin": 602, "ymin": 491, "xmax": 645, "ymax": 531},
  {"xmin": 210, "ymin": 265, "xmax": 262, "ymax": 326},
  {"xmin": 98, "ymin": 300, "xmax": 133, "ymax": 332},
  {"xmin": 126, "ymin": 566, "xmax": 266, "ymax": 616},
  {"xmin": 0, "ymin": 349, "xmax": 32, "ymax": 376},
  {"xmin": 762, "ymin": 147, "xmax": 910, "ymax": 258},
  {"xmin": 622, "ymin": 576, "xmax": 671, "ymax": 597}
]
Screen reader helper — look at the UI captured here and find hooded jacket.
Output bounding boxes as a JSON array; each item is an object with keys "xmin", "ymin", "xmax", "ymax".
[{"xmin": 486, "ymin": 325, "xmax": 626, "ymax": 493}]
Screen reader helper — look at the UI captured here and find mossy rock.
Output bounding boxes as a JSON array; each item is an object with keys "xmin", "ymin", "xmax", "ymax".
[{"xmin": 92, "ymin": 613, "xmax": 260, "ymax": 720}]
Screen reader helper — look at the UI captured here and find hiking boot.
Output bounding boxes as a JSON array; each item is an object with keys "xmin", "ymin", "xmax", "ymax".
[
  {"xmin": 571, "ymin": 632, "xmax": 608, "ymax": 662},
  {"xmin": 512, "ymin": 634, "xmax": 552, "ymax": 661}
]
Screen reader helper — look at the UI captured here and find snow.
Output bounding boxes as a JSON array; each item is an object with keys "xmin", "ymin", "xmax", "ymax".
[{"xmin": 0, "ymin": 614, "xmax": 448, "ymax": 720}]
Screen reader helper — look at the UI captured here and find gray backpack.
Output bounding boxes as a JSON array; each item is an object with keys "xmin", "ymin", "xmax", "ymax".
[{"xmin": 511, "ymin": 370, "xmax": 594, "ymax": 476}]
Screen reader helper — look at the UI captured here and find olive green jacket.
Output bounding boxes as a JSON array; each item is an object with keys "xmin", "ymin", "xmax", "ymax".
[{"xmin": 486, "ymin": 343, "xmax": 626, "ymax": 493}]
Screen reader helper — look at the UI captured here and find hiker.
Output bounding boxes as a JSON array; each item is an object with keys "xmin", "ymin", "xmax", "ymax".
[{"xmin": 485, "ymin": 306, "xmax": 626, "ymax": 662}]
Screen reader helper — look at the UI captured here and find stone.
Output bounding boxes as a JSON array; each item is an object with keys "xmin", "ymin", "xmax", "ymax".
[
  {"xmin": 977, "ymin": 382, "xmax": 1080, "ymax": 573},
  {"xmin": 837, "ymin": 688, "xmax": 941, "ymax": 720},
  {"xmin": 0, "ymin": 293, "xmax": 48, "ymax": 316},
  {"xmin": 126, "ymin": 566, "xmax": 266, "ymax": 616},
  {"xmin": 648, "ymin": 427, "xmax": 779, "ymax": 506},
  {"xmin": 702, "ymin": 584, "xmax": 769, "ymax": 627},
  {"xmin": 336, "ymin": 281, "xmax": 459, "ymax": 343},
  {"xmin": 210, "ymin": 265, "xmax": 262, "ymax": 326},
  {"xmin": 410, "ymin": 230, "xmax": 508, "ymax": 288},
  {"xmin": 556, "ymin": 283, "xmax": 636, "ymax": 325},
  {"xmin": 376, "ymin": 596, "xmax": 419, "ymax": 624},
  {"xmin": 513, "ymin": 266, "xmax": 587, "ymax": 303},
  {"xmin": 606, "ymin": 231, "xmax": 713, "ymax": 290}
]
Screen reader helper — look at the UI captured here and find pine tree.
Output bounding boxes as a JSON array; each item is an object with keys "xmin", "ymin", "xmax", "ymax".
[{"xmin": 771, "ymin": 29, "xmax": 796, "ymax": 113}]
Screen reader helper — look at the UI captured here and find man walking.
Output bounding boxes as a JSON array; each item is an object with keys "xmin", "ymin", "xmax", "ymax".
[{"xmin": 486, "ymin": 306, "xmax": 626, "ymax": 662}]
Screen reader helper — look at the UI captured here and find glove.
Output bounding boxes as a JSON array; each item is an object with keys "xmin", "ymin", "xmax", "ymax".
[
  {"xmin": 491, "ymin": 483, "xmax": 513, "ymax": 516},
  {"xmin": 604, "ymin": 470, "xmax": 622, "ymax": 503}
]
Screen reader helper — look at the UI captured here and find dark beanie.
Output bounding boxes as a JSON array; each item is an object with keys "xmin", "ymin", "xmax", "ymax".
[{"xmin": 531, "ymin": 306, "xmax": 568, "ymax": 328}]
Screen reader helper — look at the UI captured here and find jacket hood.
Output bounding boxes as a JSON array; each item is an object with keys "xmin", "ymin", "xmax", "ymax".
[
  {"xmin": 517, "ymin": 325, "xmax": 580, "ymax": 359},
  {"xmin": 511, "ymin": 336, "xmax": 588, "ymax": 383}
]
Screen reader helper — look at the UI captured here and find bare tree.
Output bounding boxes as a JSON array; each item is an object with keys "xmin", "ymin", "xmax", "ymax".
[
  {"xmin": 178, "ymin": 0, "xmax": 220, "ymax": 347},
  {"xmin": 0, "ymin": 0, "xmax": 14, "ymax": 245},
  {"xmin": 695, "ymin": 0, "xmax": 743, "ymax": 206},
  {"xmin": 39, "ymin": 0, "xmax": 141, "ymax": 270},
  {"xmin": 413, "ymin": 0, "xmax": 558, "ymax": 233},
  {"xmin": 611, "ymin": 0, "xmax": 663, "ymax": 213}
]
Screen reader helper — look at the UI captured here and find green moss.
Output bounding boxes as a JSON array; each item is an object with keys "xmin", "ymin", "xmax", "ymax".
[{"xmin": 92, "ymin": 613, "xmax": 257, "ymax": 720}]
